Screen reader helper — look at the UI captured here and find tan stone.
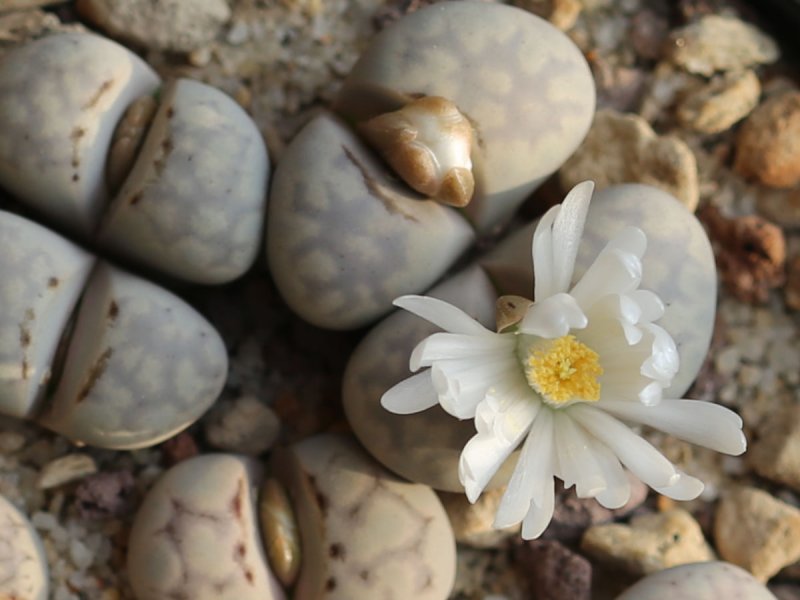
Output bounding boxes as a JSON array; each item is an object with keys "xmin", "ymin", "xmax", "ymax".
[
  {"xmin": 715, "ymin": 486, "xmax": 800, "ymax": 582},
  {"xmin": 677, "ymin": 70, "xmax": 761, "ymax": 134},
  {"xmin": 36, "ymin": 453, "xmax": 97, "ymax": 490},
  {"xmin": 559, "ymin": 109, "xmax": 699, "ymax": 211},
  {"xmin": 438, "ymin": 487, "xmax": 520, "ymax": 548},
  {"xmin": 735, "ymin": 91, "xmax": 800, "ymax": 189},
  {"xmin": 748, "ymin": 405, "xmax": 800, "ymax": 490},
  {"xmin": 581, "ymin": 508, "xmax": 715, "ymax": 575},
  {"xmin": 510, "ymin": 0, "xmax": 582, "ymax": 31}
]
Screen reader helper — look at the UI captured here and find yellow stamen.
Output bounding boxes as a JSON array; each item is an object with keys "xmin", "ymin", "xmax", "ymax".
[{"xmin": 525, "ymin": 335, "xmax": 603, "ymax": 406}]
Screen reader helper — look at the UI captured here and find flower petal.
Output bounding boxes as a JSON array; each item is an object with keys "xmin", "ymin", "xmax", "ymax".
[
  {"xmin": 653, "ymin": 471, "xmax": 704, "ymax": 501},
  {"xmin": 569, "ymin": 239, "xmax": 644, "ymax": 309},
  {"xmin": 381, "ymin": 370, "xmax": 439, "ymax": 415},
  {"xmin": 494, "ymin": 408, "xmax": 555, "ymax": 528},
  {"xmin": 532, "ymin": 205, "xmax": 559, "ymax": 301},
  {"xmin": 599, "ymin": 399, "xmax": 746, "ymax": 455},
  {"xmin": 568, "ymin": 403, "xmax": 678, "ymax": 489},
  {"xmin": 518, "ymin": 293, "xmax": 588, "ymax": 338},
  {"xmin": 394, "ymin": 295, "xmax": 493, "ymax": 336},
  {"xmin": 550, "ymin": 181, "xmax": 594, "ymax": 294},
  {"xmin": 521, "ymin": 474, "xmax": 555, "ymax": 540},
  {"xmin": 432, "ymin": 359, "xmax": 519, "ymax": 419},
  {"xmin": 553, "ymin": 412, "xmax": 606, "ymax": 498},
  {"xmin": 459, "ymin": 394, "xmax": 540, "ymax": 502},
  {"xmin": 410, "ymin": 332, "xmax": 515, "ymax": 371},
  {"xmin": 640, "ymin": 323, "xmax": 680, "ymax": 385},
  {"xmin": 630, "ymin": 289, "xmax": 665, "ymax": 322},
  {"xmin": 588, "ymin": 436, "xmax": 632, "ymax": 509}
]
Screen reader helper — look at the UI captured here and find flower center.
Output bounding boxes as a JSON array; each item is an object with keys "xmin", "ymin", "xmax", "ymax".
[{"xmin": 524, "ymin": 335, "xmax": 603, "ymax": 407}]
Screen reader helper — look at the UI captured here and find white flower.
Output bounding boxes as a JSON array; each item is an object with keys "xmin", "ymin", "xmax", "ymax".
[{"xmin": 381, "ymin": 181, "xmax": 746, "ymax": 539}]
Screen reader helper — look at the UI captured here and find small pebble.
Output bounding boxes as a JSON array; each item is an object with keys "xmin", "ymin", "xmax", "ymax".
[
  {"xmin": 76, "ymin": 0, "xmax": 231, "ymax": 52},
  {"xmin": 757, "ymin": 189, "xmax": 800, "ymax": 229},
  {"xmin": 715, "ymin": 486, "xmax": 800, "ymax": 582},
  {"xmin": 677, "ymin": 70, "xmax": 761, "ymax": 134},
  {"xmin": 511, "ymin": 0, "xmax": 582, "ymax": 31},
  {"xmin": 669, "ymin": 15, "xmax": 779, "ymax": 76},
  {"xmin": 581, "ymin": 508, "xmax": 715, "ymax": 575},
  {"xmin": 160, "ymin": 431, "xmax": 199, "ymax": 466},
  {"xmin": 736, "ymin": 92, "xmax": 800, "ymax": 189},
  {"xmin": 786, "ymin": 257, "xmax": 800, "ymax": 311},
  {"xmin": 73, "ymin": 471, "xmax": 136, "ymax": 520},
  {"xmin": 630, "ymin": 9, "xmax": 669, "ymax": 60},
  {"xmin": 439, "ymin": 487, "xmax": 520, "ymax": 548},
  {"xmin": 559, "ymin": 109, "xmax": 699, "ymax": 211},
  {"xmin": 204, "ymin": 395, "xmax": 280, "ymax": 455},
  {"xmin": 36, "ymin": 454, "xmax": 98, "ymax": 490},
  {"xmin": 0, "ymin": 431, "xmax": 26, "ymax": 453},
  {"xmin": 748, "ymin": 405, "xmax": 800, "ymax": 492},
  {"xmin": 515, "ymin": 539, "xmax": 591, "ymax": 600}
]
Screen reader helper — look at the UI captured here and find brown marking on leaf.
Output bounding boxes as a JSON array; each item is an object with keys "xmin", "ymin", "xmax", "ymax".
[
  {"xmin": 19, "ymin": 325, "xmax": 30, "ymax": 348},
  {"xmin": 48, "ymin": 277, "xmax": 59, "ymax": 288},
  {"xmin": 245, "ymin": 570, "xmax": 254, "ymax": 584},
  {"xmin": 77, "ymin": 348, "xmax": 113, "ymax": 403},
  {"xmin": 231, "ymin": 477, "xmax": 245, "ymax": 522},
  {"xmin": 72, "ymin": 174, "xmax": 80, "ymax": 182},
  {"xmin": 129, "ymin": 192, "xmax": 143, "ymax": 206},
  {"xmin": 329, "ymin": 543, "xmax": 345, "ymax": 560},
  {"xmin": 83, "ymin": 79, "xmax": 114, "ymax": 110},
  {"xmin": 325, "ymin": 577, "xmax": 337, "ymax": 591},
  {"xmin": 154, "ymin": 138, "xmax": 174, "ymax": 175},
  {"xmin": 21, "ymin": 359, "xmax": 28, "ymax": 380},
  {"xmin": 166, "ymin": 106, "xmax": 175, "ymax": 118},
  {"xmin": 107, "ymin": 300, "xmax": 119, "ymax": 321},
  {"xmin": 342, "ymin": 146, "xmax": 420, "ymax": 223}
]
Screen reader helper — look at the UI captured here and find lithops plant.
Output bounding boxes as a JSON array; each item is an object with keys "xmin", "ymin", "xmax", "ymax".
[
  {"xmin": 615, "ymin": 561, "xmax": 777, "ymax": 599},
  {"xmin": 0, "ymin": 31, "xmax": 269, "ymax": 284},
  {"xmin": 128, "ymin": 434, "xmax": 457, "ymax": 600},
  {"xmin": 0, "ymin": 210, "xmax": 227, "ymax": 449},
  {"xmin": 267, "ymin": 1, "xmax": 595, "ymax": 330},
  {"xmin": 343, "ymin": 184, "xmax": 718, "ymax": 492},
  {"xmin": 0, "ymin": 495, "xmax": 48, "ymax": 600}
]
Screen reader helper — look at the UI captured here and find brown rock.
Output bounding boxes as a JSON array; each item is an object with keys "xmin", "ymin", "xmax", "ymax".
[
  {"xmin": 581, "ymin": 509, "xmax": 715, "ymax": 575},
  {"xmin": 699, "ymin": 205, "xmax": 786, "ymax": 304},
  {"xmin": 559, "ymin": 109, "xmax": 699, "ymax": 211},
  {"xmin": 787, "ymin": 256, "xmax": 800, "ymax": 311},
  {"xmin": 736, "ymin": 92, "xmax": 800, "ymax": 189},
  {"xmin": 749, "ymin": 404, "xmax": 800, "ymax": 492},
  {"xmin": 715, "ymin": 486, "xmax": 800, "ymax": 582},
  {"xmin": 630, "ymin": 9, "xmax": 670, "ymax": 61},
  {"xmin": 515, "ymin": 539, "xmax": 591, "ymax": 600},
  {"xmin": 757, "ymin": 188, "xmax": 800, "ymax": 229},
  {"xmin": 160, "ymin": 431, "xmax": 199, "ymax": 466}
]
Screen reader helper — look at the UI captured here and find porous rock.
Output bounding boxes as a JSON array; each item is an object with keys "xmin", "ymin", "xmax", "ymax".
[
  {"xmin": 749, "ymin": 404, "xmax": 800, "ymax": 491},
  {"xmin": 715, "ymin": 486, "xmax": 800, "ymax": 582},
  {"xmin": 515, "ymin": 539, "xmax": 591, "ymax": 600},
  {"xmin": 76, "ymin": 0, "xmax": 231, "ymax": 52},
  {"xmin": 669, "ymin": 15, "xmax": 778, "ymax": 76},
  {"xmin": 581, "ymin": 508, "xmax": 715, "ymax": 575},
  {"xmin": 559, "ymin": 109, "xmax": 699, "ymax": 211},
  {"xmin": 677, "ymin": 70, "xmax": 761, "ymax": 134},
  {"xmin": 735, "ymin": 92, "xmax": 800, "ymax": 189}
]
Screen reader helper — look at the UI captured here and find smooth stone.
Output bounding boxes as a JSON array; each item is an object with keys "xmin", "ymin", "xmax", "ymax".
[
  {"xmin": 479, "ymin": 183, "xmax": 716, "ymax": 399},
  {"xmin": 267, "ymin": 114, "xmax": 474, "ymax": 330},
  {"xmin": 0, "ymin": 495, "xmax": 48, "ymax": 600},
  {"xmin": 128, "ymin": 454, "xmax": 285, "ymax": 600},
  {"xmin": 272, "ymin": 433, "xmax": 456, "ymax": 599},
  {"xmin": 668, "ymin": 15, "xmax": 779, "ymax": 76},
  {"xmin": 0, "ymin": 32, "xmax": 160, "ymax": 235},
  {"xmin": 342, "ymin": 265, "xmax": 516, "ymax": 492},
  {"xmin": 559, "ymin": 109, "xmax": 699, "ymax": 211},
  {"xmin": 715, "ymin": 486, "xmax": 800, "ymax": 582},
  {"xmin": 616, "ymin": 561, "xmax": 777, "ymax": 600},
  {"xmin": 36, "ymin": 262, "xmax": 227, "ymax": 449},
  {"xmin": 581, "ymin": 509, "xmax": 715, "ymax": 575},
  {"xmin": 76, "ymin": 0, "xmax": 231, "ymax": 53},
  {"xmin": 335, "ymin": 1, "xmax": 594, "ymax": 231},
  {"xmin": 735, "ymin": 91, "xmax": 800, "ymax": 189},
  {"xmin": 0, "ymin": 211, "xmax": 95, "ymax": 419},
  {"xmin": 99, "ymin": 78, "xmax": 269, "ymax": 284}
]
